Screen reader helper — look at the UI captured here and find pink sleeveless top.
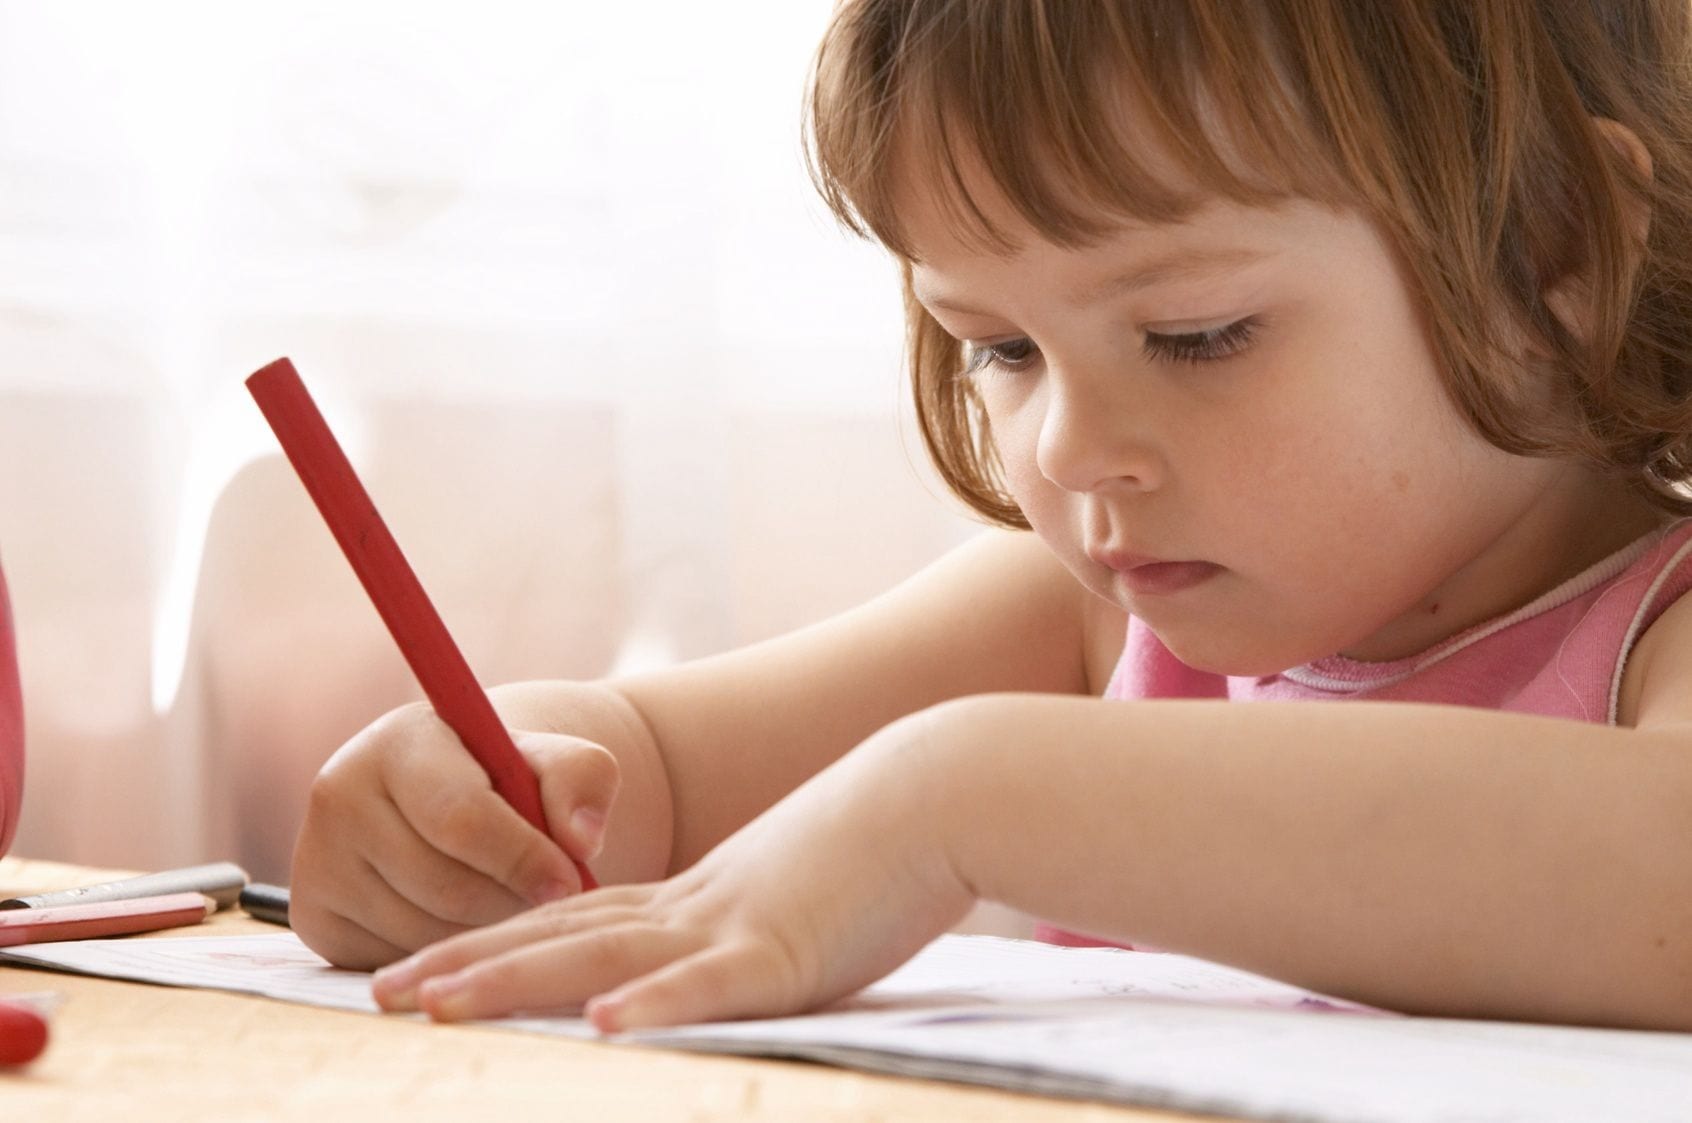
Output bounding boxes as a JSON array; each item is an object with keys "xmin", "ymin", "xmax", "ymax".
[{"xmin": 1036, "ymin": 518, "xmax": 1692, "ymax": 949}]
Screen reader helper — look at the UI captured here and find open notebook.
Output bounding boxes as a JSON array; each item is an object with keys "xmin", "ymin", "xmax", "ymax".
[{"xmin": 4, "ymin": 930, "xmax": 1691, "ymax": 1121}]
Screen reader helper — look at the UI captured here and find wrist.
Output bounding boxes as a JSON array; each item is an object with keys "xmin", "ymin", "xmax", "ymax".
[
  {"xmin": 858, "ymin": 698, "xmax": 999, "ymax": 910},
  {"xmin": 899, "ymin": 693, "xmax": 1082, "ymax": 915}
]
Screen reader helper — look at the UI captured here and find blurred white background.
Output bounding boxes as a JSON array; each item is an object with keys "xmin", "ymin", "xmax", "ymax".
[{"xmin": 0, "ymin": 1, "xmax": 983, "ymax": 881}]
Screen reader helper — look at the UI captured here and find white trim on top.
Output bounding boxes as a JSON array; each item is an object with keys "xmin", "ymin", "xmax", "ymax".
[
  {"xmin": 1606, "ymin": 533, "xmax": 1692, "ymax": 724},
  {"xmin": 1281, "ymin": 529, "xmax": 1671, "ymax": 694}
]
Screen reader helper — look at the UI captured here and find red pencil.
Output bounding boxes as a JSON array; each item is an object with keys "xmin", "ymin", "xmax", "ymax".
[
  {"xmin": 246, "ymin": 358, "xmax": 596, "ymax": 891},
  {"xmin": 0, "ymin": 892, "xmax": 213, "ymax": 947}
]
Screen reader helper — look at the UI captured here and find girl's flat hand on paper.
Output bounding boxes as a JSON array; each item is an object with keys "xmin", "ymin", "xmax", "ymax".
[
  {"xmin": 371, "ymin": 710, "xmax": 974, "ymax": 1030},
  {"xmin": 291, "ymin": 702, "xmax": 621, "ymax": 970}
]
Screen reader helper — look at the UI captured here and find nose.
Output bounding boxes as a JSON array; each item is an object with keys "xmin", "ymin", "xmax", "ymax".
[{"xmin": 1033, "ymin": 366, "xmax": 1163, "ymax": 494}]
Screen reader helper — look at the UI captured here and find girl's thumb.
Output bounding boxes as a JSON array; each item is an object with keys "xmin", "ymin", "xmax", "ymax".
[{"xmin": 512, "ymin": 731, "xmax": 621, "ymax": 865}]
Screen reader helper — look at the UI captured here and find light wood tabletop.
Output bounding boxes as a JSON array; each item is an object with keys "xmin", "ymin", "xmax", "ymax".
[{"xmin": 0, "ymin": 857, "xmax": 1211, "ymax": 1122}]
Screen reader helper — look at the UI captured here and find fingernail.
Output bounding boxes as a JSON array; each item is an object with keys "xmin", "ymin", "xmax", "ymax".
[
  {"xmin": 569, "ymin": 807, "xmax": 607, "ymax": 859},
  {"xmin": 373, "ymin": 959, "xmax": 421, "ymax": 1010},
  {"xmin": 585, "ymin": 994, "xmax": 623, "ymax": 1034}
]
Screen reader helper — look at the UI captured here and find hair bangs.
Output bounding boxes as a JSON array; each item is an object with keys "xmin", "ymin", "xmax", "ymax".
[
  {"xmin": 806, "ymin": 0, "xmax": 1354, "ymax": 261},
  {"xmin": 810, "ymin": 0, "xmax": 1692, "ymax": 524}
]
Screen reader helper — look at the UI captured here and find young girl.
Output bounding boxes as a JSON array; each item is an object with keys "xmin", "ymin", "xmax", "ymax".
[{"xmin": 292, "ymin": 0, "xmax": 1692, "ymax": 1033}]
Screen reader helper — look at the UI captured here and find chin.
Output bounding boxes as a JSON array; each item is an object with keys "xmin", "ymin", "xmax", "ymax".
[{"xmin": 1146, "ymin": 622, "xmax": 1313, "ymax": 678}]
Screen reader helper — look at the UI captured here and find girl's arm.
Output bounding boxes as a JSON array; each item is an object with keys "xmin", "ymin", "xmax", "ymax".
[
  {"xmin": 375, "ymin": 591, "xmax": 1692, "ymax": 1032},
  {"xmin": 585, "ymin": 526, "xmax": 1122, "ymax": 878},
  {"xmin": 927, "ymin": 591, "xmax": 1692, "ymax": 1028},
  {"xmin": 937, "ymin": 589, "xmax": 1692, "ymax": 1029},
  {"xmin": 934, "ymin": 690, "xmax": 1692, "ymax": 1030},
  {"xmin": 292, "ymin": 528, "xmax": 1118, "ymax": 967}
]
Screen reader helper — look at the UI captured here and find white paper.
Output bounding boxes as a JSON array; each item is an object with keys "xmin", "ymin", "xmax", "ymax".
[{"xmin": 6, "ymin": 932, "xmax": 1692, "ymax": 1122}]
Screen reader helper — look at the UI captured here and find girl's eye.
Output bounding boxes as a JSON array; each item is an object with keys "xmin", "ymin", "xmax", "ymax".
[
  {"xmin": 960, "ymin": 316, "xmax": 1259, "ymax": 378},
  {"xmin": 962, "ymin": 337, "xmax": 1039, "ymax": 377},
  {"xmin": 1142, "ymin": 317, "xmax": 1258, "ymax": 364}
]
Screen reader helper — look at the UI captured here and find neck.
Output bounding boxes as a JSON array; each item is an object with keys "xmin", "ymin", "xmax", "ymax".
[{"xmin": 1340, "ymin": 467, "xmax": 1672, "ymax": 663}]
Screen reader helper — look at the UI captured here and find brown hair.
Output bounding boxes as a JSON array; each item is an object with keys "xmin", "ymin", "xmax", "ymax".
[{"xmin": 804, "ymin": 0, "xmax": 1692, "ymax": 528}]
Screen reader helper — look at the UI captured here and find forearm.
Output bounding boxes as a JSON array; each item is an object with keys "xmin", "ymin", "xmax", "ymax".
[
  {"xmin": 617, "ymin": 531, "xmax": 1107, "ymax": 873},
  {"xmin": 925, "ymin": 695, "xmax": 1692, "ymax": 1030}
]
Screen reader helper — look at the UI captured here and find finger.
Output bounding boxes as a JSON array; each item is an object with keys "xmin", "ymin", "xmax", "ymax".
[
  {"xmin": 410, "ymin": 883, "xmax": 657, "ymax": 969},
  {"xmin": 292, "ymin": 856, "xmax": 469, "ymax": 969},
  {"xmin": 294, "ymin": 907, "xmax": 410, "ymax": 973},
  {"xmin": 413, "ymin": 923, "xmax": 701, "ymax": 1023},
  {"xmin": 381, "ymin": 729, "xmax": 582, "ymax": 906},
  {"xmin": 586, "ymin": 942, "xmax": 793, "ymax": 1031},
  {"xmin": 301, "ymin": 755, "xmax": 533, "ymax": 929},
  {"xmin": 371, "ymin": 888, "xmax": 655, "ymax": 1009},
  {"xmin": 360, "ymin": 802, "xmax": 533, "ymax": 928},
  {"xmin": 292, "ymin": 783, "xmax": 482, "ymax": 958},
  {"xmin": 519, "ymin": 732, "xmax": 621, "ymax": 864}
]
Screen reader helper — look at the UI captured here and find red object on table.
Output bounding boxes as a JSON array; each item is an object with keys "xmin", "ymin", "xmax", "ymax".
[
  {"xmin": 245, "ymin": 358, "xmax": 595, "ymax": 891},
  {"xmin": 0, "ymin": 998, "xmax": 47, "ymax": 1066},
  {"xmin": 0, "ymin": 554, "xmax": 22, "ymax": 859}
]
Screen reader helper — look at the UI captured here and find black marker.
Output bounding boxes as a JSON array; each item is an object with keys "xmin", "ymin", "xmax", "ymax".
[{"xmin": 239, "ymin": 883, "xmax": 291, "ymax": 928}]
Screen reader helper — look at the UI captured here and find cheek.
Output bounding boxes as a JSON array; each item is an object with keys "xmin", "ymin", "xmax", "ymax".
[
  {"xmin": 1007, "ymin": 468, "xmax": 1080, "ymax": 555},
  {"xmin": 1200, "ymin": 354, "xmax": 1460, "ymax": 562},
  {"xmin": 982, "ymin": 390, "xmax": 1047, "ymax": 499},
  {"xmin": 987, "ymin": 404, "xmax": 1097, "ymax": 566},
  {"xmin": 1228, "ymin": 391, "xmax": 1525, "ymax": 633}
]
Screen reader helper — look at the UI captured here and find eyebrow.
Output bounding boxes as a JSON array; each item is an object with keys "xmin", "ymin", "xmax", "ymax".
[{"xmin": 917, "ymin": 245, "xmax": 1274, "ymax": 317}]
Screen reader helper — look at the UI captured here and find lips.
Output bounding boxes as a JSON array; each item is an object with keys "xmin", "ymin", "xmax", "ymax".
[{"xmin": 1088, "ymin": 548, "xmax": 1222, "ymax": 596}]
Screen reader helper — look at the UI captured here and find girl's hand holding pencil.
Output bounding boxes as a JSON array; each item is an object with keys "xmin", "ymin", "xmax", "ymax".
[
  {"xmin": 370, "ymin": 711, "xmax": 973, "ymax": 1031},
  {"xmin": 289, "ymin": 691, "xmax": 628, "ymax": 970}
]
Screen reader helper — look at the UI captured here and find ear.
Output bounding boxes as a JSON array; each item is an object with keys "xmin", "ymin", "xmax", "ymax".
[
  {"xmin": 1589, "ymin": 117, "xmax": 1654, "ymax": 256},
  {"xmin": 1543, "ymin": 118, "xmax": 1654, "ymax": 340}
]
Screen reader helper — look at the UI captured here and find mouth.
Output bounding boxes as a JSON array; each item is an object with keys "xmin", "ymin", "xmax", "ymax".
[{"xmin": 1089, "ymin": 549, "xmax": 1223, "ymax": 597}]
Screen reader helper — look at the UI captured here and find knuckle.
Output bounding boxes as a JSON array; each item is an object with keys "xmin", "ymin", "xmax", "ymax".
[
  {"xmin": 530, "ymin": 902, "xmax": 583, "ymax": 940},
  {"xmin": 485, "ymin": 682, "xmax": 532, "ymax": 712},
  {"xmin": 528, "ymin": 740, "xmax": 621, "ymax": 814},
  {"xmin": 304, "ymin": 764, "xmax": 358, "ymax": 819},
  {"xmin": 584, "ymin": 925, "xmax": 644, "ymax": 972},
  {"xmin": 552, "ymin": 741, "xmax": 620, "ymax": 797},
  {"xmin": 381, "ymin": 701, "xmax": 438, "ymax": 732},
  {"xmin": 312, "ymin": 704, "xmax": 439, "ymax": 802},
  {"xmin": 581, "ymin": 744, "xmax": 621, "ymax": 792},
  {"xmin": 356, "ymin": 703, "xmax": 440, "ymax": 756}
]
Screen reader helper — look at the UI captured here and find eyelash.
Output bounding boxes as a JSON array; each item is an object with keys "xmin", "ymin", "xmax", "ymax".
[{"xmin": 961, "ymin": 317, "xmax": 1260, "ymax": 378}]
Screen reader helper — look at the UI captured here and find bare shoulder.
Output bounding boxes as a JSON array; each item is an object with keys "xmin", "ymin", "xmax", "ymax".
[
  {"xmin": 953, "ymin": 530, "xmax": 1126, "ymax": 694},
  {"xmin": 934, "ymin": 529, "xmax": 1116, "ymax": 687},
  {"xmin": 629, "ymin": 528, "xmax": 1108, "ymax": 713},
  {"xmin": 1617, "ymin": 586, "xmax": 1692, "ymax": 729}
]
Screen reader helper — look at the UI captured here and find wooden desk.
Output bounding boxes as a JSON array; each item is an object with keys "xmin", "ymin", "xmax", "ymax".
[{"xmin": 0, "ymin": 858, "xmax": 1201, "ymax": 1122}]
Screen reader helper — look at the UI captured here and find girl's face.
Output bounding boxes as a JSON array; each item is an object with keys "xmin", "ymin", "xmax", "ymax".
[{"xmin": 907, "ymin": 193, "xmax": 1656, "ymax": 673}]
